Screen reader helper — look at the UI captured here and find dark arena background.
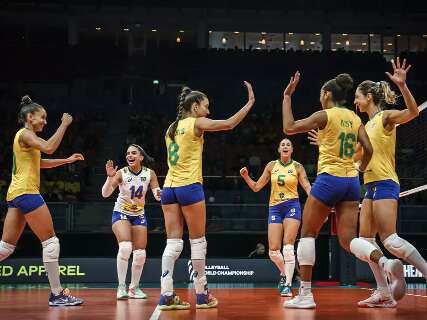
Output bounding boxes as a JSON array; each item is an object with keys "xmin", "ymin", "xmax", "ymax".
[{"xmin": 0, "ymin": 1, "xmax": 426, "ymax": 319}]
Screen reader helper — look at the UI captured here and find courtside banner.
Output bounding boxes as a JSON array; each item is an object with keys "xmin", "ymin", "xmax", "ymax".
[
  {"xmin": 1, "ymin": 259, "xmax": 423, "ymax": 283},
  {"xmin": 0, "ymin": 258, "xmax": 278, "ymax": 283}
]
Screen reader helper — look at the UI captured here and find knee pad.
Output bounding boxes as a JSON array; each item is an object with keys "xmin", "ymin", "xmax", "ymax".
[
  {"xmin": 297, "ymin": 237, "xmax": 315, "ymax": 266},
  {"xmin": 132, "ymin": 249, "xmax": 146, "ymax": 266},
  {"xmin": 283, "ymin": 244, "xmax": 295, "ymax": 263},
  {"xmin": 190, "ymin": 237, "xmax": 207, "ymax": 260},
  {"xmin": 117, "ymin": 241, "xmax": 132, "ymax": 261},
  {"xmin": 269, "ymin": 250, "xmax": 283, "ymax": 259},
  {"xmin": 361, "ymin": 237, "xmax": 383, "ymax": 253},
  {"xmin": 42, "ymin": 237, "xmax": 60, "ymax": 263},
  {"xmin": 0, "ymin": 241, "xmax": 15, "ymax": 261},
  {"xmin": 163, "ymin": 238, "xmax": 183, "ymax": 261},
  {"xmin": 383, "ymin": 233, "xmax": 416, "ymax": 259}
]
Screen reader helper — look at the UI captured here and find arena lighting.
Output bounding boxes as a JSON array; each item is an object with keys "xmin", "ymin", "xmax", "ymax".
[
  {"xmin": 310, "ymin": 42, "xmax": 315, "ymax": 45},
  {"xmin": 397, "ymin": 34, "xmax": 401, "ymax": 37},
  {"xmin": 315, "ymin": 33, "xmax": 320, "ymax": 36},
  {"xmin": 288, "ymin": 32, "xmax": 294, "ymax": 35},
  {"xmin": 336, "ymin": 42, "xmax": 341, "ymax": 45},
  {"xmin": 209, "ymin": 30, "xmax": 212, "ymax": 33},
  {"xmin": 388, "ymin": 42, "xmax": 393, "ymax": 46},
  {"xmin": 300, "ymin": 39, "xmax": 305, "ymax": 45},
  {"xmin": 176, "ymin": 36, "xmax": 181, "ymax": 43},
  {"xmin": 284, "ymin": 41, "xmax": 289, "ymax": 44},
  {"xmin": 259, "ymin": 39, "xmax": 266, "ymax": 45},
  {"xmin": 369, "ymin": 34, "xmax": 374, "ymax": 37},
  {"xmin": 152, "ymin": 80, "xmax": 159, "ymax": 85},
  {"xmin": 95, "ymin": 27, "xmax": 101, "ymax": 31},
  {"xmin": 123, "ymin": 28, "xmax": 129, "ymax": 32},
  {"xmin": 261, "ymin": 32, "xmax": 267, "ymax": 35},
  {"xmin": 345, "ymin": 40, "xmax": 350, "ymax": 46},
  {"xmin": 151, "ymin": 29, "xmax": 157, "ymax": 32},
  {"xmin": 342, "ymin": 33, "xmax": 348, "ymax": 36},
  {"xmin": 179, "ymin": 30, "xmax": 184, "ymax": 33},
  {"xmin": 234, "ymin": 31, "xmax": 240, "ymax": 34},
  {"xmin": 362, "ymin": 42, "xmax": 367, "ymax": 45},
  {"xmin": 221, "ymin": 37, "xmax": 227, "ymax": 44}
]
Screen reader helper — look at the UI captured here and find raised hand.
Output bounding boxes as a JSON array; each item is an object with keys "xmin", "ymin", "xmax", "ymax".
[
  {"xmin": 386, "ymin": 57, "xmax": 411, "ymax": 88},
  {"xmin": 283, "ymin": 71, "xmax": 301, "ymax": 97},
  {"xmin": 67, "ymin": 153, "xmax": 85, "ymax": 163},
  {"xmin": 105, "ymin": 160, "xmax": 118, "ymax": 177},
  {"xmin": 61, "ymin": 113, "xmax": 73, "ymax": 126},
  {"xmin": 240, "ymin": 167, "xmax": 249, "ymax": 177},
  {"xmin": 244, "ymin": 81, "xmax": 255, "ymax": 104},
  {"xmin": 307, "ymin": 129, "xmax": 319, "ymax": 146}
]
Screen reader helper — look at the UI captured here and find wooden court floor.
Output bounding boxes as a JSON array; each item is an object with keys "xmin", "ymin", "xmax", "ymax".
[{"xmin": 0, "ymin": 287, "xmax": 426, "ymax": 320}]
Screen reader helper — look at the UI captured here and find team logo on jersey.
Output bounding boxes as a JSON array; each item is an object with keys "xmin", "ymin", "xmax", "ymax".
[
  {"xmin": 288, "ymin": 169, "xmax": 293, "ymax": 174},
  {"xmin": 273, "ymin": 169, "xmax": 280, "ymax": 173},
  {"xmin": 127, "ymin": 177, "xmax": 132, "ymax": 183},
  {"xmin": 141, "ymin": 177, "xmax": 146, "ymax": 182},
  {"xmin": 279, "ymin": 192, "xmax": 285, "ymax": 199}
]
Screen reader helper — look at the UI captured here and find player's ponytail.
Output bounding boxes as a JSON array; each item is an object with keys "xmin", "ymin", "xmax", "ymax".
[
  {"xmin": 167, "ymin": 86, "xmax": 207, "ymax": 141},
  {"xmin": 18, "ymin": 95, "xmax": 43, "ymax": 125},
  {"xmin": 378, "ymin": 81, "xmax": 398, "ymax": 105}
]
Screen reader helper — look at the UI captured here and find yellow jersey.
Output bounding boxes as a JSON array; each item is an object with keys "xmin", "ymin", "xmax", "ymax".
[
  {"xmin": 269, "ymin": 160, "xmax": 299, "ymax": 206},
  {"xmin": 364, "ymin": 111, "xmax": 398, "ymax": 184},
  {"xmin": 317, "ymin": 107, "xmax": 362, "ymax": 178},
  {"xmin": 164, "ymin": 117, "xmax": 204, "ymax": 187},
  {"xmin": 7, "ymin": 128, "xmax": 41, "ymax": 201}
]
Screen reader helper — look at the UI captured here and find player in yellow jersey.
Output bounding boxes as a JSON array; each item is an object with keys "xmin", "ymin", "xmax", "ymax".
[
  {"xmin": 353, "ymin": 58, "xmax": 427, "ymax": 307},
  {"xmin": 281, "ymin": 72, "xmax": 405, "ymax": 309},
  {"xmin": 0, "ymin": 95, "xmax": 84, "ymax": 306},
  {"xmin": 101, "ymin": 144, "xmax": 161, "ymax": 300},
  {"xmin": 240, "ymin": 138, "xmax": 311, "ymax": 297},
  {"xmin": 158, "ymin": 82, "xmax": 255, "ymax": 310}
]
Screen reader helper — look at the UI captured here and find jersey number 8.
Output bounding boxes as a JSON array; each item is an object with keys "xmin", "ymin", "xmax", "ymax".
[{"xmin": 168, "ymin": 142, "xmax": 180, "ymax": 166}]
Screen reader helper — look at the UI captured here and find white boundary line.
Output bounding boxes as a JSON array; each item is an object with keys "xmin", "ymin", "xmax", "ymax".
[
  {"xmin": 149, "ymin": 305, "xmax": 161, "ymax": 320},
  {"xmin": 360, "ymin": 287, "xmax": 427, "ymax": 298}
]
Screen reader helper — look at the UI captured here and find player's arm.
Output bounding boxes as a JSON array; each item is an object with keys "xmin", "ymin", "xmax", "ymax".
[
  {"xmin": 19, "ymin": 113, "xmax": 73, "ymax": 154},
  {"xmin": 41, "ymin": 153, "xmax": 84, "ymax": 169},
  {"xmin": 240, "ymin": 161, "xmax": 274, "ymax": 192},
  {"xmin": 296, "ymin": 162, "xmax": 311, "ymax": 195},
  {"xmin": 356, "ymin": 125, "xmax": 373, "ymax": 172},
  {"xmin": 149, "ymin": 169, "xmax": 161, "ymax": 201},
  {"xmin": 282, "ymin": 72, "xmax": 327, "ymax": 134},
  {"xmin": 383, "ymin": 58, "xmax": 419, "ymax": 128},
  {"xmin": 101, "ymin": 161, "xmax": 121, "ymax": 198},
  {"xmin": 352, "ymin": 143, "xmax": 363, "ymax": 162},
  {"xmin": 195, "ymin": 81, "xmax": 254, "ymax": 133}
]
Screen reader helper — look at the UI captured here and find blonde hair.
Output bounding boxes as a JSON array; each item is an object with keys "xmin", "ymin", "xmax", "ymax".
[{"xmin": 357, "ymin": 80, "xmax": 398, "ymax": 108}]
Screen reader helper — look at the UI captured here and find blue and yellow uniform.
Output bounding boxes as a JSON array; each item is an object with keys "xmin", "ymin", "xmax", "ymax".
[
  {"xmin": 161, "ymin": 117, "xmax": 205, "ymax": 206},
  {"xmin": 364, "ymin": 111, "xmax": 399, "ymax": 200},
  {"xmin": 311, "ymin": 107, "xmax": 362, "ymax": 207},
  {"xmin": 268, "ymin": 160, "xmax": 301, "ymax": 223},
  {"xmin": 6, "ymin": 128, "xmax": 45, "ymax": 213}
]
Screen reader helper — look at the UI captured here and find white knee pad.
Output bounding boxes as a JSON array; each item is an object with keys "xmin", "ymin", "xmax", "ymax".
[
  {"xmin": 190, "ymin": 237, "xmax": 207, "ymax": 260},
  {"xmin": 0, "ymin": 241, "xmax": 15, "ymax": 261},
  {"xmin": 117, "ymin": 241, "xmax": 132, "ymax": 261},
  {"xmin": 283, "ymin": 244, "xmax": 295, "ymax": 263},
  {"xmin": 297, "ymin": 237, "xmax": 315, "ymax": 266},
  {"xmin": 42, "ymin": 237, "xmax": 60, "ymax": 263},
  {"xmin": 269, "ymin": 250, "xmax": 283, "ymax": 259},
  {"xmin": 383, "ymin": 233, "xmax": 416, "ymax": 259},
  {"xmin": 361, "ymin": 237, "xmax": 383, "ymax": 253},
  {"xmin": 132, "ymin": 249, "xmax": 146, "ymax": 266},
  {"xmin": 163, "ymin": 239, "xmax": 183, "ymax": 261}
]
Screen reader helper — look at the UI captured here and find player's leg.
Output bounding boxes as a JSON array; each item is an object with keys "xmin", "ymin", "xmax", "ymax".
[
  {"xmin": 282, "ymin": 211, "xmax": 301, "ymax": 294},
  {"xmin": 158, "ymin": 186, "xmax": 188, "ymax": 310},
  {"xmin": 179, "ymin": 183, "xmax": 217, "ymax": 309},
  {"xmin": 128, "ymin": 217, "xmax": 148, "ymax": 299},
  {"xmin": 267, "ymin": 206, "xmax": 286, "ymax": 295},
  {"xmin": 112, "ymin": 213, "xmax": 132, "ymax": 299},
  {"xmin": 375, "ymin": 199, "xmax": 427, "ymax": 281},
  {"xmin": 357, "ymin": 195, "xmax": 395, "ymax": 308},
  {"xmin": 24, "ymin": 195, "xmax": 83, "ymax": 306},
  {"xmin": 0, "ymin": 207, "xmax": 26, "ymax": 262}
]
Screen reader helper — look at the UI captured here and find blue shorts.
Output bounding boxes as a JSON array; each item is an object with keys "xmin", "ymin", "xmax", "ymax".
[
  {"xmin": 364, "ymin": 180, "xmax": 400, "ymax": 201},
  {"xmin": 268, "ymin": 199, "xmax": 301, "ymax": 224},
  {"xmin": 7, "ymin": 194, "xmax": 46, "ymax": 214},
  {"xmin": 161, "ymin": 183, "xmax": 205, "ymax": 206},
  {"xmin": 310, "ymin": 173, "xmax": 360, "ymax": 207},
  {"xmin": 112, "ymin": 211, "xmax": 147, "ymax": 227}
]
